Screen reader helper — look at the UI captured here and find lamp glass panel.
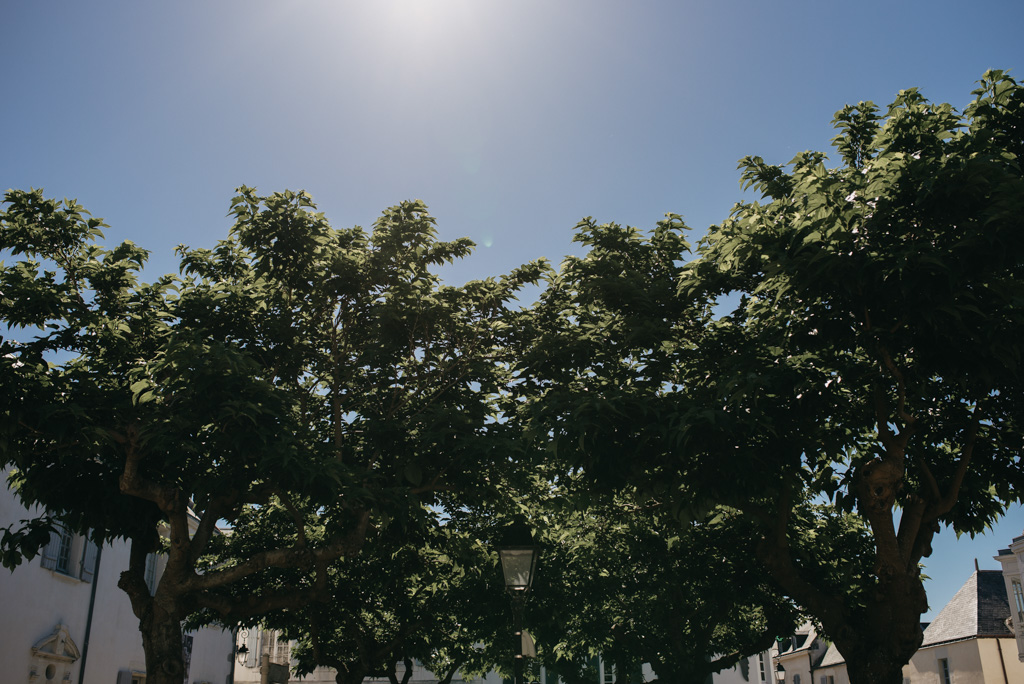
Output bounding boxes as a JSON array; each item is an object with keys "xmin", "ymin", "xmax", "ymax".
[{"xmin": 499, "ymin": 548, "xmax": 536, "ymax": 590}]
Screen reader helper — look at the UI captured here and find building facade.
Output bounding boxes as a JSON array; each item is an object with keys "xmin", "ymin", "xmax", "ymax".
[
  {"xmin": 995, "ymin": 530, "xmax": 1024, "ymax": 663},
  {"xmin": 230, "ymin": 628, "xmax": 773, "ymax": 684},
  {"xmin": 1, "ymin": 475, "xmax": 234, "ymax": 684},
  {"xmin": 774, "ymin": 569, "xmax": 1024, "ymax": 684}
]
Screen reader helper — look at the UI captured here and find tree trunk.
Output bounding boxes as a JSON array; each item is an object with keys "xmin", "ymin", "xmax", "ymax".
[
  {"xmin": 649, "ymin": 659, "xmax": 714, "ymax": 684},
  {"xmin": 755, "ymin": 455, "xmax": 934, "ymax": 684},
  {"xmin": 844, "ymin": 654, "xmax": 911, "ymax": 684},
  {"xmin": 437, "ymin": 661, "xmax": 462, "ymax": 684},
  {"xmin": 832, "ymin": 570, "xmax": 926, "ymax": 684},
  {"xmin": 138, "ymin": 601, "xmax": 187, "ymax": 684},
  {"xmin": 761, "ymin": 532, "xmax": 925, "ymax": 684},
  {"xmin": 120, "ymin": 534, "xmax": 189, "ymax": 684},
  {"xmin": 335, "ymin": 668, "xmax": 367, "ymax": 684}
]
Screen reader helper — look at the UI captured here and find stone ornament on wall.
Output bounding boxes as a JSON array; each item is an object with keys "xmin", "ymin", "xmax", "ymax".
[{"xmin": 29, "ymin": 624, "xmax": 80, "ymax": 684}]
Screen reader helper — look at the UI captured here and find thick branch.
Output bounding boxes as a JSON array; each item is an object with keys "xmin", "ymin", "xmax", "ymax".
[
  {"xmin": 902, "ymin": 412, "xmax": 981, "ymax": 566},
  {"xmin": 746, "ymin": 486, "xmax": 849, "ymax": 635},
  {"xmin": 437, "ymin": 661, "xmax": 462, "ymax": 684},
  {"xmin": 274, "ymin": 488, "xmax": 308, "ymax": 548},
  {"xmin": 185, "ymin": 510, "xmax": 369, "ymax": 592},
  {"xmin": 195, "ymin": 584, "xmax": 330, "ymax": 623},
  {"xmin": 191, "ymin": 493, "xmax": 238, "ymax": 558},
  {"xmin": 118, "ymin": 424, "xmax": 177, "ymax": 510},
  {"xmin": 932, "ymin": 416, "xmax": 979, "ymax": 517},
  {"xmin": 119, "ymin": 531, "xmax": 158, "ymax": 621},
  {"xmin": 877, "ymin": 344, "xmax": 914, "ymax": 427},
  {"xmin": 895, "ymin": 495, "xmax": 929, "ymax": 566}
]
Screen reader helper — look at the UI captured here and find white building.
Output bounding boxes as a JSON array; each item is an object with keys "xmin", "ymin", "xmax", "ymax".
[
  {"xmin": 1, "ymin": 475, "xmax": 234, "ymax": 684},
  {"xmin": 995, "ymin": 530, "xmax": 1024, "ymax": 662},
  {"xmin": 230, "ymin": 629, "xmax": 503, "ymax": 684},
  {"xmin": 230, "ymin": 630, "xmax": 776, "ymax": 684},
  {"xmin": 774, "ymin": 624, "xmax": 828, "ymax": 684},
  {"xmin": 774, "ymin": 568, "xmax": 1024, "ymax": 684}
]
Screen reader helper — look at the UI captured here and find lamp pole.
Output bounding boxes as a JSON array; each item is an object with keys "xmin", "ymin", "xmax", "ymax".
[
  {"xmin": 512, "ymin": 593, "xmax": 526, "ymax": 684},
  {"xmin": 496, "ymin": 518, "xmax": 540, "ymax": 684}
]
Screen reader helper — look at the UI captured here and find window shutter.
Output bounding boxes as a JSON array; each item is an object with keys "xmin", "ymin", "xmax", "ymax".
[
  {"xmin": 80, "ymin": 539, "xmax": 99, "ymax": 582},
  {"xmin": 244, "ymin": 628, "xmax": 259, "ymax": 668},
  {"xmin": 40, "ymin": 527, "xmax": 62, "ymax": 570},
  {"xmin": 116, "ymin": 670, "xmax": 134, "ymax": 684}
]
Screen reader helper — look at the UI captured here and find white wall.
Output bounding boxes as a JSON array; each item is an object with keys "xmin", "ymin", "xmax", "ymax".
[
  {"xmin": 0, "ymin": 486, "xmax": 94, "ymax": 684},
  {"xmin": 713, "ymin": 652, "xmax": 773, "ymax": 684},
  {"xmin": 1, "ymin": 478, "xmax": 233, "ymax": 684},
  {"xmin": 903, "ymin": 641, "xmax": 985, "ymax": 684},
  {"xmin": 994, "ymin": 536, "xmax": 1024, "ymax": 663}
]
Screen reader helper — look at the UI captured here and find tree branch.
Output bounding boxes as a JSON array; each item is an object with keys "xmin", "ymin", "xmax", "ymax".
[
  {"xmin": 932, "ymin": 413, "xmax": 980, "ymax": 517},
  {"xmin": 185, "ymin": 510, "xmax": 369, "ymax": 592},
  {"xmin": 191, "ymin": 493, "xmax": 237, "ymax": 559},
  {"xmin": 118, "ymin": 424, "xmax": 177, "ymax": 510},
  {"xmin": 876, "ymin": 343, "xmax": 916, "ymax": 436},
  {"xmin": 119, "ymin": 531, "xmax": 158, "ymax": 622},
  {"xmin": 746, "ymin": 483, "xmax": 849, "ymax": 634},
  {"xmin": 895, "ymin": 494, "xmax": 928, "ymax": 567},
  {"xmin": 274, "ymin": 488, "xmax": 308, "ymax": 548},
  {"xmin": 195, "ymin": 584, "xmax": 329, "ymax": 623}
]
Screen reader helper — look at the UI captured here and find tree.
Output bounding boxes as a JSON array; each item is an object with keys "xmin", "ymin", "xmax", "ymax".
[
  {"xmin": 220, "ymin": 502, "xmax": 508, "ymax": 684},
  {"xmin": 529, "ymin": 485, "xmax": 799, "ymax": 684},
  {"xmin": 1, "ymin": 188, "xmax": 543, "ymax": 684},
  {"xmin": 519, "ymin": 72, "xmax": 1024, "ymax": 684}
]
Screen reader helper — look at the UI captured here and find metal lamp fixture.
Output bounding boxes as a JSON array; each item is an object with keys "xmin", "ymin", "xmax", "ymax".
[
  {"xmin": 495, "ymin": 517, "xmax": 540, "ymax": 684},
  {"xmin": 496, "ymin": 517, "xmax": 541, "ymax": 595},
  {"xmin": 235, "ymin": 628, "xmax": 250, "ymax": 665}
]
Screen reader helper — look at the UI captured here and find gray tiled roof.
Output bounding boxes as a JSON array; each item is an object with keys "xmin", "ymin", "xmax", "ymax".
[
  {"xmin": 815, "ymin": 642, "xmax": 844, "ymax": 668},
  {"xmin": 921, "ymin": 570, "xmax": 1012, "ymax": 647}
]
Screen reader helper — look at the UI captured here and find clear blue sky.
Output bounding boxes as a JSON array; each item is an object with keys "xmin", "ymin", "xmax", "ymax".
[{"xmin": 3, "ymin": 0, "xmax": 1022, "ymax": 620}]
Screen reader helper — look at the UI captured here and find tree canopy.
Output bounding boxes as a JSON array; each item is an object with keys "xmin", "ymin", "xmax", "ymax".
[
  {"xmin": 519, "ymin": 70, "xmax": 1024, "ymax": 684},
  {"xmin": 218, "ymin": 503, "xmax": 503, "ymax": 684},
  {"xmin": 528, "ymin": 484, "xmax": 799, "ymax": 684},
  {"xmin": 1, "ymin": 188, "xmax": 543, "ymax": 684},
  {"xmin": 3, "ymin": 70, "xmax": 1022, "ymax": 684}
]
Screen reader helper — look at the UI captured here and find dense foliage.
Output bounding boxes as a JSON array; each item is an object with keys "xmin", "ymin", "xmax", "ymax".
[
  {"xmin": 519, "ymin": 71, "xmax": 1024, "ymax": 684},
  {"xmin": 1, "ymin": 188, "xmax": 543, "ymax": 684},
  {"xmin": 3, "ymin": 70, "xmax": 1021, "ymax": 684},
  {"xmin": 528, "ymin": 484, "xmax": 799, "ymax": 683}
]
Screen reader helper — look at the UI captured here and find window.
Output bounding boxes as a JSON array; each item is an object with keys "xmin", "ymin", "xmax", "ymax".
[
  {"xmin": 759, "ymin": 654, "xmax": 766, "ymax": 682},
  {"xmin": 792, "ymin": 676, "xmax": 800, "ymax": 684},
  {"xmin": 115, "ymin": 671, "xmax": 145, "ymax": 684},
  {"xmin": 269, "ymin": 631, "xmax": 290, "ymax": 663},
  {"xmin": 939, "ymin": 658, "xmax": 951, "ymax": 684},
  {"xmin": 1013, "ymin": 579, "xmax": 1024, "ymax": 623},
  {"xmin": 144, "ymin": 553, "xmax": 158, "ymax": 594},
  {"xmin": 54, "ymin": 526, "xmax": 73, "ymax": 573},
  {"xmin": 40, "ymin": 525, "xmax": 98, "ymax": 582}
]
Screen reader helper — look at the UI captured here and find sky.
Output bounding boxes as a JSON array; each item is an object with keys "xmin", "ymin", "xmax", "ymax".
[{"xmin": 3, "ymin": 0, "xmax": 1023, "ymax": 621}]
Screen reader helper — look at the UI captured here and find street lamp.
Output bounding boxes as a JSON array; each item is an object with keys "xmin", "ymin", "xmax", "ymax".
[
  {"xmin": 235, "ymin": 628, "xmax": 250, "ymax": 665},
  {"xmin": 496, "ymin": 517, "xmax": 540, "ymax": 684}
]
